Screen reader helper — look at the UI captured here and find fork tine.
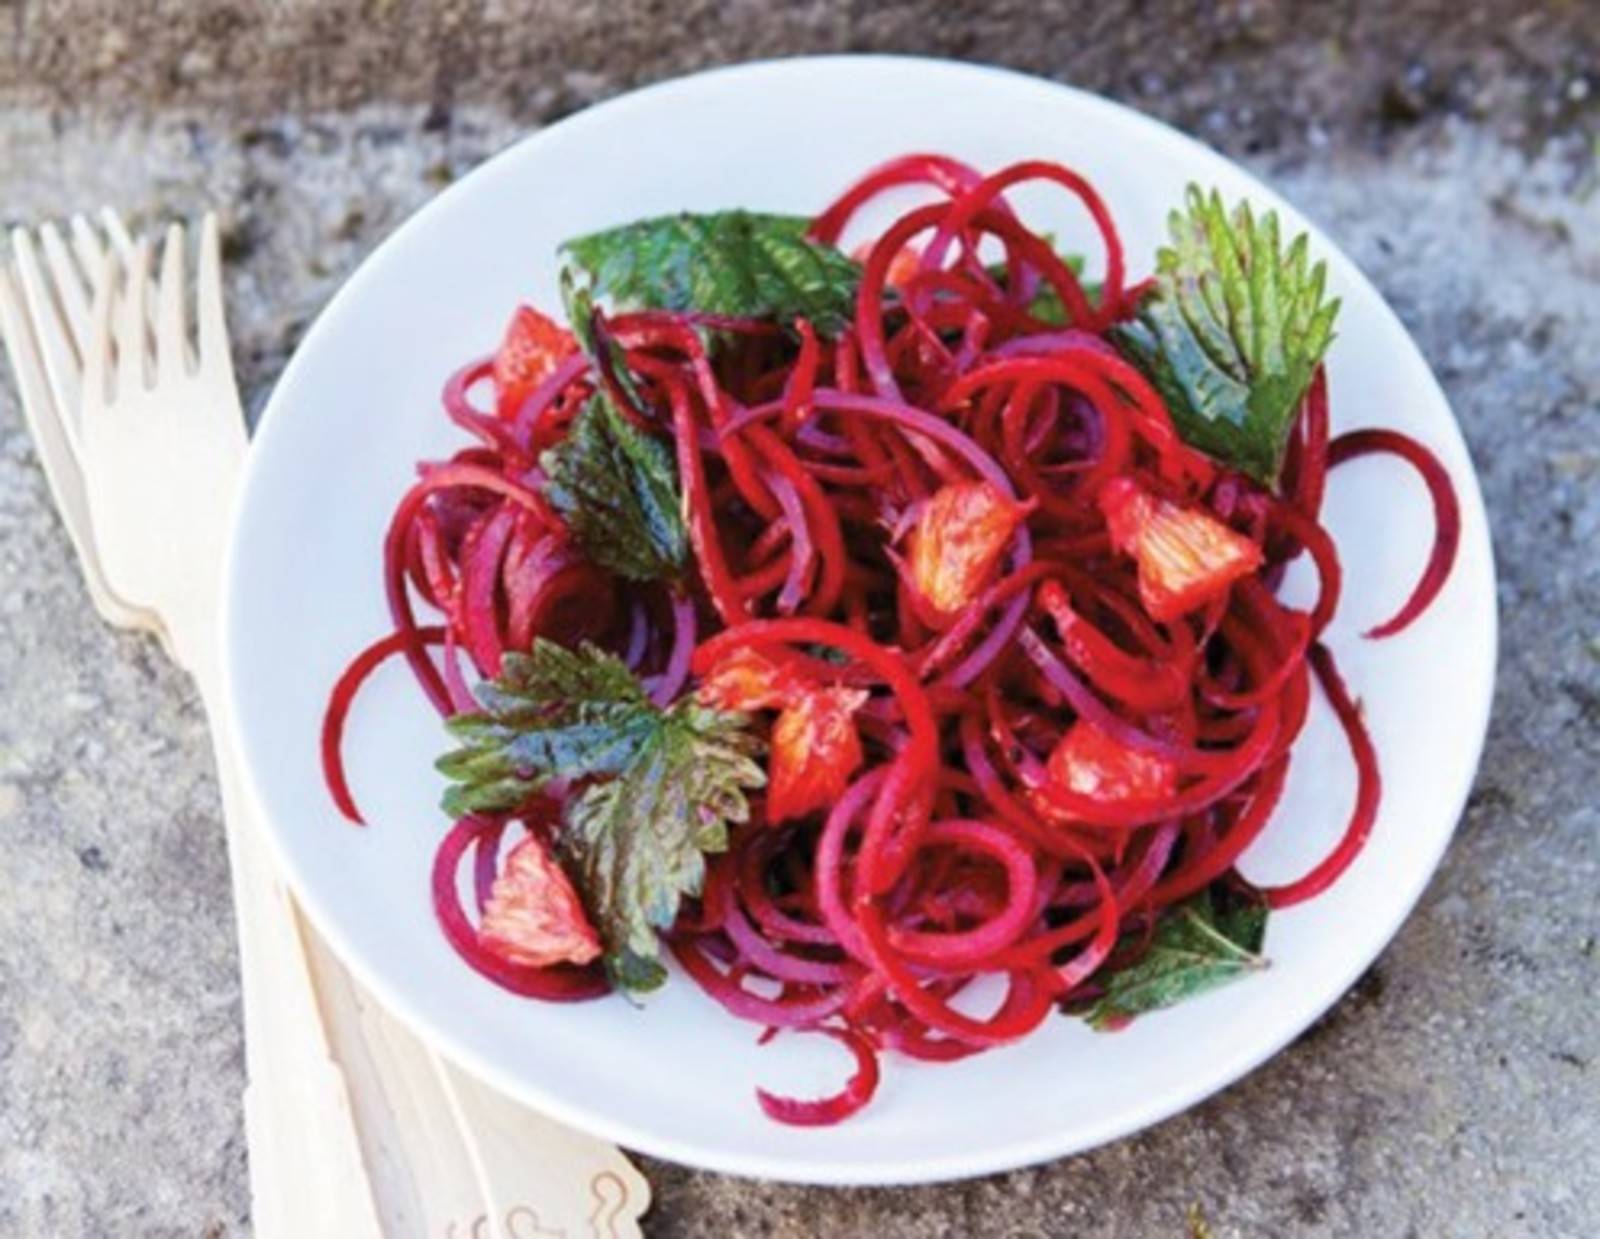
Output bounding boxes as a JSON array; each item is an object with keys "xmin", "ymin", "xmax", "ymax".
[
  {"xmin": 99, "ymin": 209, "xmax": 158, "ymax": 365},
  {"xmin": 0, "ymin": 262, "xmax": 58, "ymax": 431},
  {"xmin": 197, "ymin": 213, "xmax": 226, "ymax": 367},
  {"xmin": 100, "ymin": 208, "xmax": 138, "ymax": 264},
  {"xmin": 67, "ymin": 219, "xmax": 112, "ymax": 386},
  {"xmin": 68, "ymin": 217, "xmax": 113, "ymax": 372},
  {"xmin": 84, "ymin": 250, "xmax": 116, "ymax": 411},
  {"xmin": 70, "ymin": 214, "xmax": 107, "ymax": 277},
  {"xmin": 156, "ymin": 224, "xmax": 188, "ymax": 380},
  {"xmin": 93, "ymin": 210, "xmax": 185, "ymax": 369},
  {"xmin": 39, "ymin": 223, "xmax": 93, "ymax": 359},
  {"xmin": 9, "ymin": 228, "xmax": 83, "ymax": 437},
  {"xmin": 117, "ymin": 239, "xmax": 151, "ymax": 395}
]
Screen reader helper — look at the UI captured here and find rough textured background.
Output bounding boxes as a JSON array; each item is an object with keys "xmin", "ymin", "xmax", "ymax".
[{"xmin": 1, "ymin": 3, "xmax": 1597, "ymax": 1236}]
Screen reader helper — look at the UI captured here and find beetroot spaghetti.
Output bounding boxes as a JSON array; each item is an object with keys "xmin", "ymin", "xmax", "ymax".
[{"xmin": 322, "ymin": 155, "xmax": 1459, "ymax": 1125}]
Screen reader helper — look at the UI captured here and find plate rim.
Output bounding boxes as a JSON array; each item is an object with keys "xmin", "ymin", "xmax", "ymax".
[{"xmin": 221, "ymin": 52, "xmax": 1499, "ymax": 1185}]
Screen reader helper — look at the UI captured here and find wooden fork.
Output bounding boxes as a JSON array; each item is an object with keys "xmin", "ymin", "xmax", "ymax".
[
  {"xmin": 2, "ymin": 220, "xmax": 167, "ymax": 644},
  {"xmin": 78, "ymin": 218, "xmax": 382, "ymax": 1237},
  {"xmin": 2, "ymin": 215, "xmax": 648, "ymax": 1237}
]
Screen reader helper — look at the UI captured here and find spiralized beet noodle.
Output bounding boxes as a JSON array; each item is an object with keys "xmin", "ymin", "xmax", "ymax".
[{"xmin": 323, "ymin": 154, "xmax": 1460, "ymax": 1125}]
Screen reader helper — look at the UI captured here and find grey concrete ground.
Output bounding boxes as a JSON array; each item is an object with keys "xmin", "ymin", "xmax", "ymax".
[{"xmin": 1, "ymin": 3, "xmax": 1597, "ymax": 1236}]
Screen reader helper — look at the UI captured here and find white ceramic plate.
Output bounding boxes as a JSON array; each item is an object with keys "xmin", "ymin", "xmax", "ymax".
[{"xmin": 224, "ymin": 56, "xmax": 1496, "ymax": 1184}]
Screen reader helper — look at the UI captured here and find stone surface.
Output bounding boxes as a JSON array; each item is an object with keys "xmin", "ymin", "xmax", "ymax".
[{"xmin": 1, "ymin": 4, "xmax": 1597, "ymax": 1236}]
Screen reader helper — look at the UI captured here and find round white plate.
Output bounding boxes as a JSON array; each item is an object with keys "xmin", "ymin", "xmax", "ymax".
[{"xmin": 224, "ymin": 56, "xmax": 1496, "ymax": 1184}]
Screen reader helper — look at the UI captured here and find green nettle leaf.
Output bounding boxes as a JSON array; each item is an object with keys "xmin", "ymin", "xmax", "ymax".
[
  {"xmin": 560, "ymin": 268, "xmax": 652, "ymax": 416},
  {"xmin": 540, "ymin": 395, "xmax": 688, "ymax": 584},
  {"xmin": 437, "ymin": 640, "xmax": 764, "ymax": 993},
  {"xmin": 560, "ymin": 703, "xmax": 764, "ymax": 993},
  {"xmin": 436, "ymin": 640, "xmax": 656, "ymax": 819},
  {"xmin": 559, "ymin": 267, "xmax": 599, "ymax": 357},
  {"xmin": 1112, "ymin": 186, "xmax": 1340, "ymax": 486},
  {"xmin": 560, "ymin": 211, "xmax": 862, "ymax": 336},
  {"xmin": 1080, "ymin": 888, "xmax": 1269, "ymax": 1030}
]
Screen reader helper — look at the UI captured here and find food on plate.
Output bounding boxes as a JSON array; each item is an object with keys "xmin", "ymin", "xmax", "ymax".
[{"xmin": 323, "ymin": 154, "xmax": 1459, "ymax": 1124}]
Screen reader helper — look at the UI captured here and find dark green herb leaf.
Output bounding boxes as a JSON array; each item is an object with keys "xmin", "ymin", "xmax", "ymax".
[
  {"xmin": 437, "ymin": 640, "xmax": 764, "ymax": 993},
  {"xmin": 559, "ymin": 267, "xmax": 597, "ymax": 357},
  {"xmin": 1212, "ymin": 889, "xmax": 1269, "ymax": 954},
  {"xmin": 1081, "ymin": 888, "xmax": 1269, "ymax": 1030},
  {"xmin": 605, "ymin": 944, "xmax": 672, "ymax": 995},
  {"xmin": 1112, "ymin": 186, "xmax": 1340, "ymax": 486},
  {"xmin": 561, "ymin": 211, "xmax": 861, "ymax": 336},
  {"xmin": 437, "ymin": 640, "xmax": 655, "ymax": 819},
  {"xmin": 560, "ymin": 267, "xmax": 652, "ymax": 415},
  {"xmin": 560, "ymin": 701, "xmax": 763, "ymax": 993},
  {"xmin": 540, "ymin": 395, "xmax": 687, "ymax": 583}
]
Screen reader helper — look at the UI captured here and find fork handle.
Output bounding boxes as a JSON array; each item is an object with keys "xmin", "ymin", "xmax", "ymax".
[
  {"xmin": 304, "ymin": 934, "xmax": 652, "ymax": 1239},
  {"xmin": 210, "ymin": 726, "xmax": 385, "ymax": 1239}
]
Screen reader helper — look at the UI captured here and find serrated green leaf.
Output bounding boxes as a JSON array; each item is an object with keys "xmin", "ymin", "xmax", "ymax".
[
  {"xmin": 540, "ymin": 395, "xmax": 687, "ymax": 583},
  {"xmin": 441, "ymin": 778, "xmax": 538, "ymax": 821},
  {"xmin": 560, "ymin": 211, "xmax": 861, "ymax": 336},
  {"xmin": 559, "ymin": 701, "xmax": 763, "ymax": 993},
  {"xmin": 436, "ymin": 639, "xmax": 763, "ymax": 994},
  {"xmin": 1081, "ymin": 888, "xmax": 1269, "ymax": 1030},
  {"xmin": 559, "ymin": 267, "xmax": 597, "ymax": 357},
  {"xmin": 487, "ymin": 644, "xmax": 648, "ymax": 709},
  {"xmin": 560, "ymin": 267, "xmax": 652, "ymax": 414},
  {"xmin": 436, "ymin": 640, "xmax": 656, "ymax": 815},
  {"xmin": 1112, "ymin": 186, "xmax": 1340, "ymax": 486},
  {"xmin": 606, "ymin": 945, "xmax": 669, "ymax": 995}
]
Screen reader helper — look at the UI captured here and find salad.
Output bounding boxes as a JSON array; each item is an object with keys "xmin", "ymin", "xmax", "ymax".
[{"xmin": 324, "ymin": 154, "xmax": 1458, "ymax": 1125}]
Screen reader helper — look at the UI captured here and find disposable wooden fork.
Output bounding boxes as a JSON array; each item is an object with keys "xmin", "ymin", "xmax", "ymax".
[
  {"xmin": 2, "ymin": 219, "xmax": 166, "ymax": 643},
  {"xmin": 0, "ymin": 215, "xmax": 648, "ymax": 1238}
]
